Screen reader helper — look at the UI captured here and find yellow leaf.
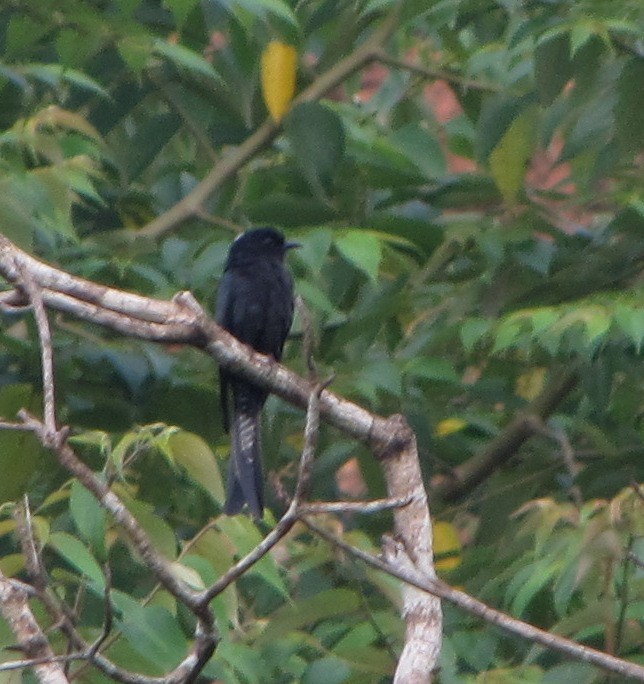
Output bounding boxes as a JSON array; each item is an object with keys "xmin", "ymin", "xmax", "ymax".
[
  {"xmin": 435, "ymin": 417, "xmax": 467, "ymax": 438},
  {"xmin": 433, "ymin": 521, "xmax": 462, "ymax": 572},
  {"xmin": 489, "ymin": 106, "xmax": 538, "ymax": 203},
  {"xmin": 261, "ymin": 41, "xmax": 297, "ymax": 122},
  {"xmin": 515, "ymin": 367, "xmax": 546, "ymax": 400}
]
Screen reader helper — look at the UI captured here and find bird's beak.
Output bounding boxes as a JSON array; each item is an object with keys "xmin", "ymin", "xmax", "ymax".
[{"xmin": 285, "ymin": 241, "xmax": 301, "ymax": 250}]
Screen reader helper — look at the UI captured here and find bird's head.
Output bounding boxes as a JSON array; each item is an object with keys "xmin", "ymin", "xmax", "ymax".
[{"xmin": 228, "ymin": 227, "xmax": 300, "ymax": 264}]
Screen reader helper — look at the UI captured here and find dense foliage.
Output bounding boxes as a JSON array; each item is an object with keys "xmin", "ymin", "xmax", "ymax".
[{"xmin": 0, "ymin": 0, "xmax": 642, "ymax": 682}]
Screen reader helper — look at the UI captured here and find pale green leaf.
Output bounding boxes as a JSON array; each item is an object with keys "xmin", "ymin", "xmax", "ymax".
[
  {"xmin": 153, "ymin": 40, "xmax": 223, "ymax": 85},
  {"xmin": 489, "ymin": 107, "xmax": 538, "ymax": 203},
  {"xmin": 70, "ymin": 479, "xmax": 107, "ymax": 560},
  {"xmin": 168, "ymin": 430, "xmax": 225, "ymax": 506},
  {"xmin": 48, "ymin": 532, "xmax": 105, "ymax": 589},
  {"xmin": 335, "ymin": 230, "xmax": 382, "ymax": 282}
]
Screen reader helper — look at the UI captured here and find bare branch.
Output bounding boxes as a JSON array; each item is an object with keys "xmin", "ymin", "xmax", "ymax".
[
  {"xmin": 87, "ymin": 564, "xmax": 114, "ymax": 659},
  {"xmin": 0, "ymin": 230, "xmax": 624, "ymax": 681},
  {"xmin": 13, "ymin": 497, "xmax": 46, "ymax": 592},
  {"xmin": 375, "ymin": 415, "xmax": 442, "ymax": 683},
  {"xmin": 292, "ymin": 378, "xmax": 331, "ymax": 504},
  {"xmin": 16, "ymin": 264, "xmax": 56, "ymax": 433},
  {"xmin": 298, "ymin": 496, "xmax": 411, "ymax": 515},
  {"xmin": 0, "ymin": 571, "xmax": 69, "ymax": 684}
]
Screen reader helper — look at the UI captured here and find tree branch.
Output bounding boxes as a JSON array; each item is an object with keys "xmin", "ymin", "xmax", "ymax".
[
  {"xmin": 0, "ymin": 571, "xmax": 69, "ymax": 684},
  {"xmin": 374, "ymin": 48, "xmax": 505, "ymax": 93}
]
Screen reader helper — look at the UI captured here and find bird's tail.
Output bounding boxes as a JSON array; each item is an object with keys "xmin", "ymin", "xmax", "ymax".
[{"xmin": 224, "ymin": 411, "xmax": 264, "ymax": 519}]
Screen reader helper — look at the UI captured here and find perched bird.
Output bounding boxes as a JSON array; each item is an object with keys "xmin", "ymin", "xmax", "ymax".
[{"xmin": 216, "ymin": 227, "xmax": 298, "ymax": 519}]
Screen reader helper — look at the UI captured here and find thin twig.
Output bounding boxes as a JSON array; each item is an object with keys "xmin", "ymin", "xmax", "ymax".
[
  {"xmin": 14, "ymin": 496, "xmax": 45, "ymax": 591},
  {"xmin": 292, "ymin": 378, "xmax": 332, "ymax": 505},
  {"xmin": 296, "ymin": 295, "xmax": 318, "ymax": 381},
  {"xmin": 374, "ymin": 49, "xmax": 506, "ymax": 93},
  {"xmin": 298, "ymin": 496, "xmax": 411, "ymax": 515},
  {"xmin": 16, "ymin": 262, "xmax": 56, "ymax": 434}
]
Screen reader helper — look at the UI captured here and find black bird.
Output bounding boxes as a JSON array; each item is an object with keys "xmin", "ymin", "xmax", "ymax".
[{"xmin": 216, "ymin": 227, "xmax": 298, "ymax": 519}]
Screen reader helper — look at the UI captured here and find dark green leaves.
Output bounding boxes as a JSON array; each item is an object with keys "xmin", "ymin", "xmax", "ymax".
[
  {"xmin": 534, "ymin": 32, "xmax": 573, "ymax": 105},
  {"xmin": 285, "ymin": 102, "xmax": 345, "ymax": 199},
  {"xmin": 0, "ymin": 385, "xmax": 42, "ymax": 503},
  {"xmin": 389, "ymin": 123, "xmax": 446, "ymax": 179},
  {"xmin": 616, "ymin": 58, "xmax": 644, "ymax": 155},
  {"xmin": 70, "ymin": 479, "xmax": 107, "ymax": 560}
]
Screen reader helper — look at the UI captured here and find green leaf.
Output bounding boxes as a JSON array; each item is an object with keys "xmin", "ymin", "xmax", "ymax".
[
  {"xmin": 163, "ymin": 0, "xmax": 199, "ymax": 26},
  {"xmin": 616, "ymin": 58, "xmax": 644, "ymax": 156},
  {"xmin": 111, "ymin": 432, "xmax": 140, "ymax": 478},
  {"xmin": 303, "ymin": 656, "xmax": 351, "ymax": 684},
  {"xmin": 285, "ymin": 102, "xmax": 345, "ymax": 199},
  {"xmin": 570, "ymin": 22, "xmax": 596, "ymax": 57},
  {"xmin": 167, "ymin": 430, "xmax": 225, "ymax": 506},
  {"xmin": 540, "ymin": 662, "xmax": 602, "ymax": 684},
  {"xmin": 153, "ymin": 39, "xmax": 223, "ymax": 85},
  {"xmin": 460, "ymin": 318, "xmax": 492, "ymax": 353},
  {"xmin": 489, "ymin": 106, "xmax": 538, "ymax": 203},
  {"xmin": 615, "ymin": 304, "xmax": 644, "ymax": 352},
  {"xmin": 357, "ymin": 359, "xmax": 402, "ymax": 397},
  {"xmin": 389, "ymin": 123, "xmax": 446, "ymax": 179},
  {"xmin": 233, "ymin": 0, "xmax": 299, "ymax": 29},
  {"xmin": 0, "ymin": 385, "xmax": 42, "ymax": 503},
  {"xmin": 21, "ymin": 64, "xmax": 109, "ymax": 99},
  {"xmin": 119, "ymin": 604, "xmax": 188, "ymax": 672},
  {"xmin": 48, "ymin": 532, "xmax": 105, "ymax": 589},
  {"xmin": 476, "ymin": 97, "xmax": 531, "ymax": 162},
  {"xmin": 582, "ymin": 306, "xmax": 611, "ymax": 345},
  {"xmin": 335, "ymin": 230, "xmax": 382, "ymax": 282},
  {"xmin": 294, "ymin": 229, "xmax": 333, "ymax": 275},
  {"xmin": 216, "ymin": 516, "xmax": 288, "ymax": 597},
  {"xmin": 257, "ymin": 588, "xmax": 361, "ymax": 645},
  {"xmin": 117, "ymin": 490, "xmax": 178, "ymax": 559},
  {"xmin": 117, "ymin": 35, "xmax": 152, "ymax": 75},
  {"xmin": 509, "ymin": 560, "xmax": 561, "ymax": 616},
  {"xmin": 169, "ymin": 560, "xmax": 206, "ymax": 589},
  {"xmin": 70, "ymin": 479, "xmax": 107, "ymax": 561},
  {"xmin": 403, "ymin": 357, "xmax": 460, "ymax": 384},
  {"xmin": 296, "ymin": 279, "xmax": 338, "ymax": 316},
  {"xmin": 534, "ymin": 32, "xmax": 572, "ymax": 105},
  {"xmin": 492, "ymin": 318, "xmax": 524, "ymax": 353}
]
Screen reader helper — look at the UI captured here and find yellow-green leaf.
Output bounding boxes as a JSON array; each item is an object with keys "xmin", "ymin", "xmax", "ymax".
[
  {"xmin": 261, "ymin": 41, "xmax": 297, "ymax": 122},
  {"xmin": 433, "ymin": 521, "xmax": 462, "ymax": 572},
  {"xmin": 435, "ymin": 418, "xmax": 467, "ymax": 438},
  {"xmin": 489, "ymin": 107, "xmax": 538, "ymax": 203}
]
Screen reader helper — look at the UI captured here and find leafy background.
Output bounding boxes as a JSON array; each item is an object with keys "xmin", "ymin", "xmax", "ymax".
[{"xmin": 0, "ymin": 0, "xmax": 643, "ymax": 682}]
